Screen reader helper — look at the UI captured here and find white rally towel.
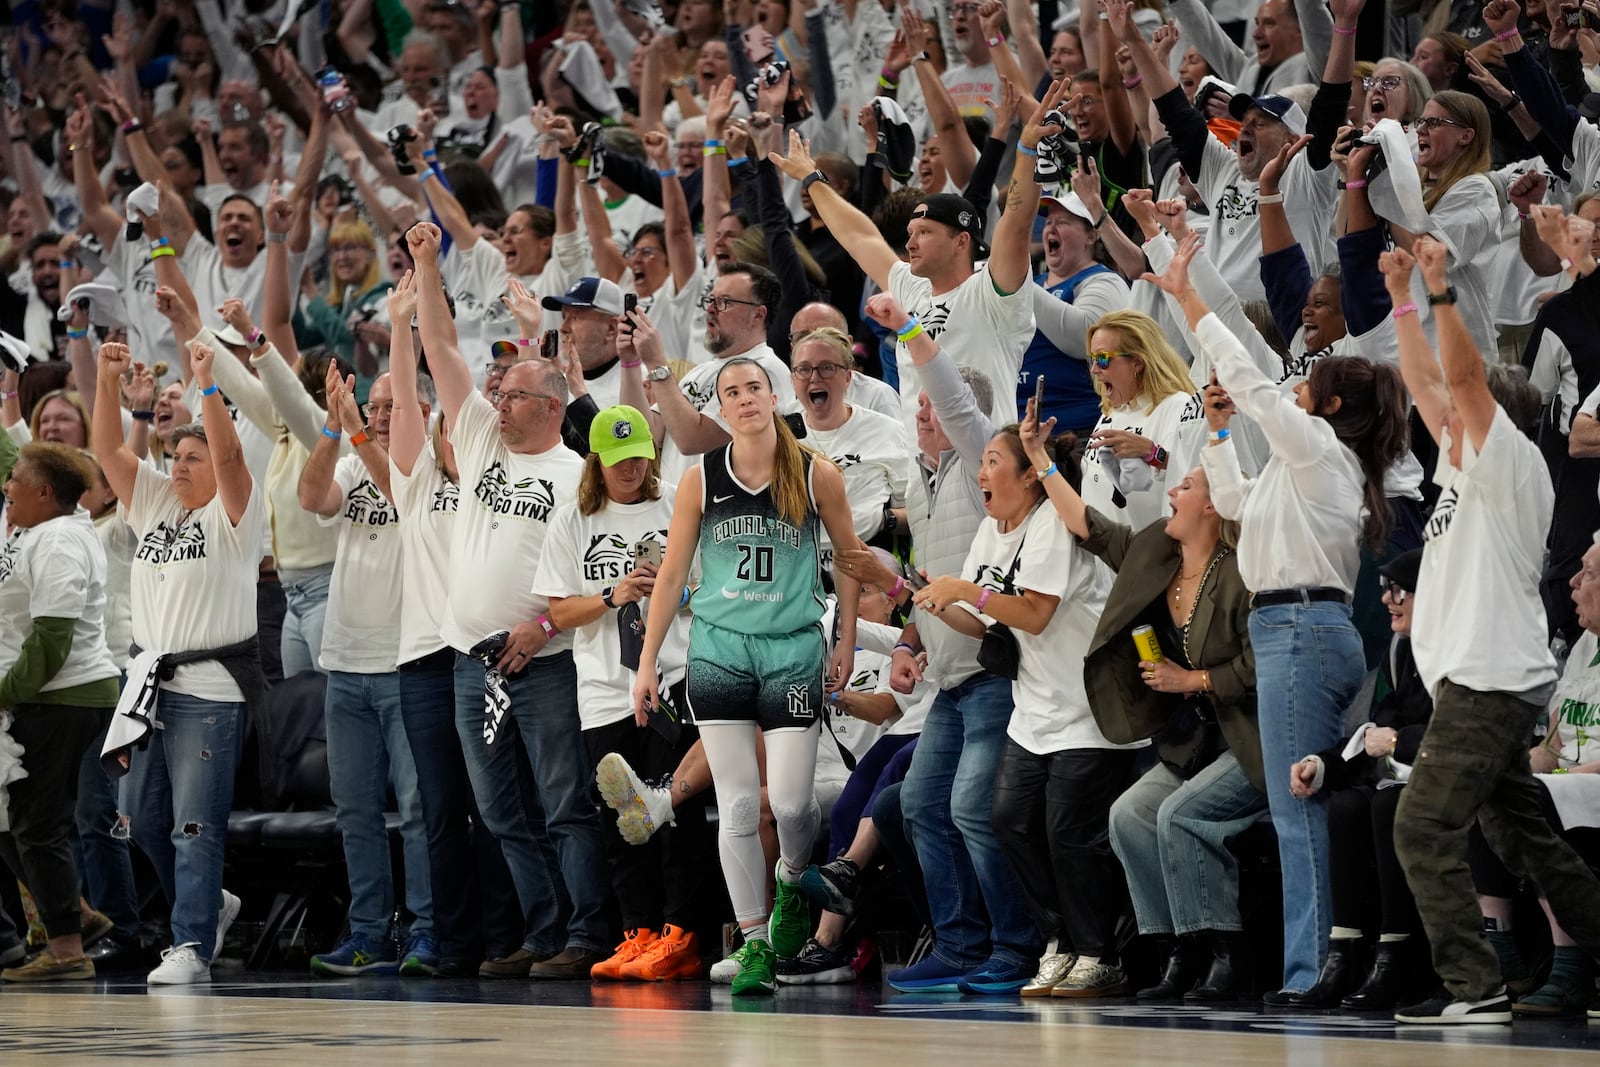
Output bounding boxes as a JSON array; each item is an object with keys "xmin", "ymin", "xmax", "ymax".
[
  {"xmin": 1341, "ymin": 721, "xmax": 1412, "ymax": 787},
  {"xmin": 0, "ymin": 710, "xmax": 28, "ymax": 833},
  {"xmin": 1365, "ymin": 118, "xmax": 1453, "ymax": 255},
  {"xmin": 101, "ymin": 649, "xmax": 164, "ymax": 780}
]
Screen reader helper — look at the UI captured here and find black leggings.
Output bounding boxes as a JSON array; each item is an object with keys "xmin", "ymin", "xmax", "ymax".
[
  {"xmin": 1328, "ymin": 783, "xmax": 1422, "ymax": 936},
  {"xmin": 990, "ymin": 741, "xmax": 1136, "ymax": 959}
]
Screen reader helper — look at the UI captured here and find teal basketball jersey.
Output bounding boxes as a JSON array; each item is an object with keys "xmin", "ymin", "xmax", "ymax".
[{"xmin": 692, "ymin": 443, "xmax": 825, "ymax": 635}]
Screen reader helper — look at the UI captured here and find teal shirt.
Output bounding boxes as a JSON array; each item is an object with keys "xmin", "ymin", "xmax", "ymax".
[{"xmin": 692, "ymin": 445, "xmax": 825, "ymax": 635}]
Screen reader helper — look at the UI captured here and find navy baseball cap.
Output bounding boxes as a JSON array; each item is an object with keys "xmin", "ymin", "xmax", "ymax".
[
  {"xmin": 540, "ymin": 276, "xmax": 626, "ymax": 315},
  {"xmin": 1227, "ymin": 93, "xmax": 1308, "ymax": 136}
]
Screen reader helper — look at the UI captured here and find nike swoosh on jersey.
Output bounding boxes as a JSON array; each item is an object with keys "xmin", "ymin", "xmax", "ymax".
[{"xmin": 713, "ymin": 494, "xmax": 735, "ymax": 503}]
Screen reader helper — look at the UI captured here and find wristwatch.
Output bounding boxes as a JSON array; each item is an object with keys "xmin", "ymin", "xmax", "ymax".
[
  {"xmin": 801, "ymin": 170, "xmax": 831, "ymax": 194},
  {"xmin": 601, "ymin": 586, "xmax": 617, "ymax": 609},
  {"xmin": 1426, "ymin": 286, "xmax": 1458, "ymax": 307},
  {"xmin": 646, "ymin": 364, "xmax": 674, "ymax": 382}
]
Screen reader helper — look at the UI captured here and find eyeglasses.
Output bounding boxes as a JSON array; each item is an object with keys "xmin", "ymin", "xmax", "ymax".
[
  {"xmin": 362, "ymin": 402, "xmax": 394, "ymax": 418},
  {"xmin": 626, "ymin": 245, "xmax": 664, "ymax": 260},
  {"xmin": 1090, "ymin": 350, "xmax": 1137, "ymax": 368},
  {"xmin": 1362, "ymin": 74, "xmax": 1403, "ymax": 92},
  {"xmin": 490, "ymin": 340, "xmax": 519, "ymax": 361},
  {"xmin": 951, "ymin": 3, "xmax": 980, "ymax": 13},
  {"xmin": 1414, "ymin": 115, "xmax": 1467, "ymax": 132},
  {"xmin": 490, "ymin": 388, "xmax": 553, "ymax": 406},
  {"xmin": 791, "ymin": 361, "xmax": 846, "ymax": 380},
  {"xmin": 699, "ymin": 294, "xmax": 763, "ymax": 313},
  {"xmin": 1380, "ymin": 579, "xmax": 1408, "ymax": 605}
]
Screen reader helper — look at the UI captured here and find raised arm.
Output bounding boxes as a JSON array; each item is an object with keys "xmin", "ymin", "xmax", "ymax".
[
  {"xmin": 1377, "ymin": 245, "xmax": 1449, "ymax": 444},
  {"xmin": 409, "ymin": 223, "xmax": 473, "ymax": 424},
  {"xmin": 385, "ymin": 270, "xmax": 427, "ymax": 476},
  {"xmin": 1020, "ymin": 397, "xmax": 1091, "ymax": 540},
  {"xmin": 979, "ymin": 2, "xmax": 1043, "ymax": 116},
  {"xmin": 190, "ymin": 341, "xmax": 254, "ymax": 525},
  {"xmin": 643, "ymin": 129, "xmax": 700, "ymax": 291},
  {"xmin": 1413, "ymin": 236, "xmax": 1493, "ymax": 451},
  {"xmin": 91, "ymin": 342, "xmax": 141, "ymax": 507},
  {"xmin": 1162, "ymin": 0, "xmax": 1247, "ymax": 82},
  {"xmin": 1096, "ymin": 0, "xmax": 1137, "ymax": 156},
  {"xmin": 991, "ymin": 80, "xmax": 1073, "ymax": 296},
  {"xmin": 299, "ymin": 362, "xmax": 349, "ymax": 518},
  {"xmin": 904, "ymin": 6, "xmax": 977, "ymax": 190},
  {"xmin": 769, "ymin": 129, "xmax": 900, "ymax": 290},
  {"xmin": 66, "ymin": 102, "xmax": 120, "ymax": 249}
]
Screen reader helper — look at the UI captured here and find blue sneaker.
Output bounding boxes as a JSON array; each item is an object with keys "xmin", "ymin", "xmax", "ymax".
[
  {"xmin": 958, "ymin": 955, "xmax": 1038, "ymax": 995},
  {"xmin": 887, "ymin": 954, "xmax": 971, "ymax": 993},
  {"xmin": 399, "ymin": 933, "xmax": 440, "ymax": 977},
  {"xmin": 311, "ymin": 932, "xmax": 399, "ymax": 977}
]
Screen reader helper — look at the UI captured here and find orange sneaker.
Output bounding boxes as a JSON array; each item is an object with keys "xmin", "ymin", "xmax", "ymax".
[
  {"xmin": 591, "ymin": 929, "xmax": 659, "ymax": 981},
  {"xmin": 620, "ymin": 924, "xmax": 702, "ymax": 982}
]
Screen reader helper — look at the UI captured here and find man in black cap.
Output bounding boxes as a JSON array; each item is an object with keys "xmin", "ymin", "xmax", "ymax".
[{"xmin": 770, "ymin": 83, "xmax": 1061, "ymax": 425}]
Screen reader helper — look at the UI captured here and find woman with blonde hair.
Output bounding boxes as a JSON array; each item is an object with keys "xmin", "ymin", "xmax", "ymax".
[
  {"xmin": 1081, "ymin": 309, "xmax": 1203, "ymax": 531},
  {"xmin": 28, "ymin": 390, "xmax": 91, "ymax": 448},
  {"xmin": 632, "ymin": 356, "xmax": 862, "ymax": 997},
  {"xmin": 300, "ymin": 219, "xmax": 387, "ymax": 399}
]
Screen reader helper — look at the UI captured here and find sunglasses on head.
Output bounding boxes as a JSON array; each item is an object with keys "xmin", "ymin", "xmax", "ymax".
[{"xmin": 1090, "ymin": 350, "xmax": 1136, "ymax": 369}]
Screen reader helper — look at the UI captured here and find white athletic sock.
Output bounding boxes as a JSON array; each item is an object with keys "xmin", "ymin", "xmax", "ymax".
[{"xmin": 1329, "ymin": 926, "xmax": 1364, "ymax": 941}]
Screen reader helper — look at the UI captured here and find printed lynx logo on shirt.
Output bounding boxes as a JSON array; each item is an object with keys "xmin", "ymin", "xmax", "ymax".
[
  {"xmin": 1214, "ymin": 185, "xmax": 1259, "ymax": 223},
  {"xmin": 832, "ymin": 453, "xmax": 864, "ymax": 470},
  {"xmin": 344, "ymin": 480, "xmax": 399, "ymax": 526},
  {"xmin": 135, "ymin": 518, "xmax": 207, "ymax": 564},
  {"xmin": 1424, "ymin": 486, "xmax": 1459, "ymax": 542},
  {"xmin": 432, "ymin": 480, "xmax": 460, "ymax": 514},
  {"xmin": 0, "ymin": 535, "xmax": 19, "ymax": 584},
  {"xmin": 973, "ymin": 562, "xmax": 1012, "ymax": 594},
  {"xmin": 472, "ymin": 463, "xmax": 556, "ymax": 522},
  {"xmin": 582, "ymin": 530, "xmax": 669, "ymax": 580},
  {"xmin": 1279, "ymin": 346, "xmax": 1334, "ymax": 383},
  {"xmin": 683, "ymin": 379, "xmax": 716, "ymax": 412}
]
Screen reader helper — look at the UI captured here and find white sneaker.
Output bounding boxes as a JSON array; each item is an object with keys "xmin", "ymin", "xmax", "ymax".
[
  {"xmin": 148, "ymin": 943, "xmax": 211, "ymax": 986},
  {"xmin": 1021, "ymin": 951, "xmax": 1076, "ymax": 997},
  {"xmin": 596, "ymin": 753, "xmax": 675, "ymax": 845},
  {"xmin": 216, "ymin": 890, "xmax": 241, "ymax": 959}
]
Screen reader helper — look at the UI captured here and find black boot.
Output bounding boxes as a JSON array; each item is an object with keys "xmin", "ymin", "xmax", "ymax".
[
  {"xmin": 1185, "ymin": 933, "xmax": 1243, "ymax": 1002},
  {"xmin": 1294, "ymin": 937, "xmax": 1367, "ymax": 1008},
  {"xmin": 1137, "ymin": 936, "xmax": 1204, "ymax": 1000},
  {"xmin": 1342, "ymin": 939, "xmax": 1412, "ymax": 1011}
]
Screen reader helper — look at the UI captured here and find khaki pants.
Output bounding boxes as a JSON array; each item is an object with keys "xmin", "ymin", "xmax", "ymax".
[{"xmin": 1394, "ymin": 680, "xmax": 1600, "ymax": 1001}]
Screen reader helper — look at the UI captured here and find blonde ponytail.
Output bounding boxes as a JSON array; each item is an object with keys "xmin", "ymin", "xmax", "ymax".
[{"xmin": 770, "ymin": 412, "xmax": 825, "ymax": 528}]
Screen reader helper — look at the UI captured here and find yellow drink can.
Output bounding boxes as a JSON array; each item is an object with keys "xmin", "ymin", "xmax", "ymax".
[{"xmin": 1132, "ymin": 624, "xmax": 1165, "ymax": 664}]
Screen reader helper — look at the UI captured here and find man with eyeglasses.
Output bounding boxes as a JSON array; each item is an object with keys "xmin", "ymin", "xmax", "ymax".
[
  {"xmin": 408, "ymin": 222, "xmax": 612, "ymax": 980},
  {"xmin": 620, "ymin": 261, "xmax": 798, "ymax": 484},
  {"xmin": 295, "ymin": 368, "xmax": 439, "ymax": 978},
  {"xmin": 943, "ymin": 1, "xmax": 1001, "ymax": 124}
]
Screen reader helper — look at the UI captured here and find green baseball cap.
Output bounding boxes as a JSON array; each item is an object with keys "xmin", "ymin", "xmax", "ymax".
[{"xmin": 589, "ymin": 404, "xmax": 656, "ymax": 465}]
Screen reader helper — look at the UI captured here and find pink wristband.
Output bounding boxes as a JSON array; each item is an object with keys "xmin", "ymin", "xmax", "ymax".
[
  {"xmin": 1332, "ymin": 23, "xmax": 1356, "ymax": 36},
  {"xmin": 1494, "ymin": 27, "xmax": 1520, "ymax": 41},
  {"xmin": 975, "ymin": 588, "xmax": 993, "ymax": 613},
  {"xmin": 620, "ymin": 358, "xmax": 642, "ymax": 369},
  {"xmin": 1123, "ymin": 75, "xmax": 1143, "ymax": 89},
  {"xmin": 1392, "ymin": 302, "xmax": 1418, "ymax": 319},
  {"xmin": 986, "ymin": 33, "xmax": 1004, "ymax": 47},
  {"xmin": 537, "ymin": 615, "xmax": 556, "ymax": 638},
  {"xmin": 516, "ymin": 337, "xmax": 535, "ymax": 346},
  {"xmin": 1343, "ymin": 178, "xmax": 1367, "ymax": 190}
]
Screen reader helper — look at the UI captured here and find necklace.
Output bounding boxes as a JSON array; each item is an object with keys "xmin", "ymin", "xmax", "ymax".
[{"xmin": 1170, "ymin": 566, "xmax": 1205, "ymax": 605}]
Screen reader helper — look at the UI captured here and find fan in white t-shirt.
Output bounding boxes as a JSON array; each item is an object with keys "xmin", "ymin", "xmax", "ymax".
[{"xmin": 791, "ymin": 330, "xmax": 913, "ymax": 566}]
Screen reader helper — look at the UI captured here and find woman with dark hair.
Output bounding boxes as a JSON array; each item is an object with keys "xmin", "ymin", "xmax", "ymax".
[
  {"xmin": 1148, "ymin": 234, "xmax": 1410, "ymax": 1004},
  {"xmin": 911, "ymin": 417, "xmax": 1140, "ymax": 998},
  {"xmin": 0, "ymin": 443, "xmax": 120, "ymax": 983},
  {"xmin": 632, "ymin": 357, "xmax": 862, "ymax": 997},
  {"xmin": 536, "ymin": 405, "xmax": 712, "ymax": 984},
  {"xmin": 91, "ymin": 340, "xmax": 267, "ymax": 987}
]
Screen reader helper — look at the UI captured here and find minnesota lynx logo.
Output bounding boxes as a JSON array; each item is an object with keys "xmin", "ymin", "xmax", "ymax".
[
  {"xmin": 432, "ymin": 480, "xmax": 459, "ymax": 514},
  {"xmin": 832, "ymin": 453, "xmax": 864, "ymax": 471},
  {"xmin": 1214, "ymin": 184, "xmax": 1259, "ymax": 222},
  {"xmin": 583, "ymin": 533, "xmax": 634, "ymax": 581},
  {"xmin": 344, "ymin": 480, "xmax": 398, "ymax": 527},
  {"xmin": 135, "ymin": 517, "xmax": 207, "ymax": 564},
  {"xmin": 683, "ymin": 379, "xmax": 716, "ymax": 412},
  {"xmin": 0, "ymin": 531, "xmax": 20, "ymax": 584},
  {"xmin": 472, "ymin": 463, "xmax": 556, "ymax": 522},
  {"xmin": 973, "ymin": 562, "xmax": 1013, "ymax": 596},
  {"xmin": 1424, "ymin": 486, "xmax": 1459, "ymax": 542}
]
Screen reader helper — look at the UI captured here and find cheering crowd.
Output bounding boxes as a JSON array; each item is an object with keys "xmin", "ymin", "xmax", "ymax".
[{"xmin": 0, "ymin": 0, "xmax": 1599, "ymax": 1027}]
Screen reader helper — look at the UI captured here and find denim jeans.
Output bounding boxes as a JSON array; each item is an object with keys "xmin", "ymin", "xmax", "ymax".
[
  {"xmin": 281, "ymin": 568, "xmax": 332, "ymax": 677},
  {"xmin": 1250, "ymin": 600, "xmax": 1363, "ymax": 991},
  {"xmin": 899, "ymin": 672, "xmax": 1040, "ymax": 969},
  {"xmin": 74, "ymin": 717, "xmax": 140, "ymax": 937},
  {"xmin": 398, "ymin": 661, "xmax": 522, "ymax": 963},
  {"xmin": 453, "ymin": 651, "xmax": 608, "ymax": 954},
  {"xmin": 117, "ymin": 693, "xmax": 244, "ymax": 960},
  {"xmin": 1109, "ymin": 752, "xmax": 1269, "ymax": 936},
  {"xmin": 324, "ymin": 670, "xmax": 432, "ymax": 941}
]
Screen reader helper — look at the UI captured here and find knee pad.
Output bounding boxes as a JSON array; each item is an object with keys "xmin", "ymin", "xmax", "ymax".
[
  {"xmin": 722, "ymin": 793, "xmax": 762, "ymax": 837},
  {"xmin": 770, "ymin": 796, "xmax": 819, "ymax": 835}
]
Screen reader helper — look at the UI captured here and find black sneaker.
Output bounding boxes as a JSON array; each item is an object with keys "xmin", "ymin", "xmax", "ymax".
[
  {"xmin": 798, "ymin": 857, "xmax": 860, "ymax": 916},
  {"xmin": 1395, "ymin": 989, "xmax": 1512, "ymax": 1025},
  {"xmin": 776, "ymin": 938, "xmax": 854, "ymax": 985}
]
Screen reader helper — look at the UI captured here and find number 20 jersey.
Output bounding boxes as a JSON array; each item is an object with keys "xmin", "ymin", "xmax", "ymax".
[{"xmin": 691, "ymin": 443, "xmax": 825, "ymax": 635}]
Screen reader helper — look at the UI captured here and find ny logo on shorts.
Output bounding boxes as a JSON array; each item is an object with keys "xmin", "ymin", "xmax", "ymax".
[{"xmin": 786, "ymin": 684, "xmax": 811, "ymax": 719}]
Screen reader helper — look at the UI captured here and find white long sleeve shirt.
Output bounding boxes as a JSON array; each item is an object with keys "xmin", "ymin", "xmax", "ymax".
[{"xmin": 1195, "ymin": 313, "xmax": 1365, "ymax": 594}]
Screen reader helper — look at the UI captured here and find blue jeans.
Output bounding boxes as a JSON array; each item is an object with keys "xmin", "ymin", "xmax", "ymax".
[
  {"xmin": 1250, "ymin": 601, "xmax": 1363, "ymax": 991},
  {"xmin": 116, "ymin": 693, "xmax": 244, "ymax": 960},
  {"xmin": 899, "ymin": 672, "xmax": 1040, "ymax": 969},
  {"xmin": 281, "ymin": 569, "xmax": 331, "ymax": 677},
  {"xmin": 398, "ymin": 661, "xmax": 522, "ymax": 962},
  {"xmin": 324, "ymin": 671, "xmax": 432, "ymax": 941},
  {"xmin": 1109, "ymin": 752, "xmax": 1269, "ymax": 936},
  {"xmin": 453, "ymin": 651, "xmax": 608, "ymax": 954},
  {"xmin": 74, "ymin": 718, "xmax": 140, "ymax": 937}
]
